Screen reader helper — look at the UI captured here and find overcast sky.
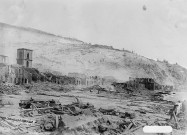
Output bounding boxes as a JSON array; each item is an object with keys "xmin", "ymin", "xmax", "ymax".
[{"xmin": 0, "ymin": 0, "xmax": 187, "ymax": 67}]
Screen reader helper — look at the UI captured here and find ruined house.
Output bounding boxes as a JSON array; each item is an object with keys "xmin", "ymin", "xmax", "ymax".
[
  {"xmin": 68, "ymin": 72, "xmax": 104, "ymax": 86},
  {"xmin": 0, "ymin": 55, "xmax": 18, "ymax": 84},
  {"xmin": 68, "ymin": 73, "xmax": 86, "ymax": 86},
  {"xmin": 112, "ymin": 77, "xmax": 163, "ymax": 91},
  {"xmin": 8, "ymin": 64, "xmax": 32, "ymax": 84},
  {"xmin": 0, "ymin": 64, "xmax": 31, "ymax": 85},
  {"xmin": 134, "ymin": 78, "xmax": 160, "ymax": 90},
  {"xmin": 129, "ymin": 77, "xmax": 162, "ymax": 90},
  {"xmin": 0, "ymin": 55, "xmax": 8, "ymax": 63},
  {"xmin": 6, "ymin": 65, "xmax": 17, "ymax": 84},
  {"xmin": 0, "ymin": 49, "xmax": 43, "ymax": 84},
  {"xmin": 86, "ymin": 76, "xmax": 104, "ymax": 86},
  {"xmin": 0, "ymin": 55, "xmax": 8, "ymax": 83},
  {"xmin": 0, "ymin": 63, "xmax": 7, "ymax": 83}
]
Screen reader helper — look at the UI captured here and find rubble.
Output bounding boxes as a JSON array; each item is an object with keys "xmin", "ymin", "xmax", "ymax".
[
  {"xmin": 85, "ymin": 85, "xmax": 107, "ymax": 93},
  {"xmin": 19, "ymin": 98, "xmax": 57, "ymax": 109},
  {"xmin": 0, "ymin": 83, "xmax": 23, "ymax": 95},
  {"xmin": 99, "ymin": 108, "xmax": 117, "ymax": 116},
  {"xmin": 0, "ymin": 81, "xmax": 186, "ymax": 135},
  {"xmin": 151, "ymin": 91, "xmax": 172, "ymax": 101},
  {"xmin": 119, "ymin": 112, "xmax": 136, "ymax": 119},
  {"xmin": 18, "ymin": 97, "xmax": 97, "ymax": 118},
  {"xmin": 28, "ymin": 82, "xmax": 74, "ymax": 93}
]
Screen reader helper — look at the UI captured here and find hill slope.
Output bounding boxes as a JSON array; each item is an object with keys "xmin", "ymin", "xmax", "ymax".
[{"xmin": 0, "ymin": 22, "xmax": 187, "ymax": 87}]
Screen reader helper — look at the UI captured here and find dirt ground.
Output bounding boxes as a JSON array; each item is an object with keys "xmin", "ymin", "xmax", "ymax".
[{"xmin": 0, "ymin": 83, "xmax": 187, "ymax": 135}]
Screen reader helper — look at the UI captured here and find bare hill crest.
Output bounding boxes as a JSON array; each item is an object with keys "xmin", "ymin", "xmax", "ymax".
[{"xmin": 0, "ymin": 22, "xmax": 187, "ymax": 87}]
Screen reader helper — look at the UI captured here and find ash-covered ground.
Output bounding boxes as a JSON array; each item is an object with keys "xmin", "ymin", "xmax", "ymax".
[{"xmin": 0, "ymin": 82, "xmax": 187, "ymax": 135}]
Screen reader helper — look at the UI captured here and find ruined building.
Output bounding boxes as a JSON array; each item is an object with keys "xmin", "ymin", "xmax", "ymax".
[
  {"xmin": 68, "ymin": 72, "xmax": 104, "ymax": 86},
  {"xmin": 68, "ymin": 73, "xmax": 86, "ymax": 85},
  {"xmin": 86, "ymin": 76, "xmax": 104, "ymax": 86},
  {"xmin": 0, "ymin": 49, "xmax": 34, "ymax": 84},
  {"xmin": 17, "ymin": 48, "xmax": 33, "ymax": 68},
  {"xmin": 127, "ymin": 77, "xmax": 162, "ymax": 90},
  {"xmin": 113, "ymin": 77, "xmax": 163, "ymax": 91},
  {"xmin": 0, "ymin": 55, "xmax": 8, "ymax": 63},
  {"xmin": 15, "ymin": 48, "xmax": 33, "ymax": 84},
  {"xmin": 0, "ymin": 63, "xmax": 7, "ymax": 83},
  {"xmin": 0, "ymin": 55, "xmax": 8, "ymax": 83},
  {"xmin": 7, "ymin": 65, "xmax": 17, "ymax": 84}
]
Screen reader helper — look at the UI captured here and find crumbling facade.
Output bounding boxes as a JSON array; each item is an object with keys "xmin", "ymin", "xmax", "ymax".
[
  {"xmin": 17, "ymin": 66, "xmax": 32, "ymax": 84},
  {"xmin": 68, "ymin": 73, "xmax": 86, "ymax": 86},
  {"xmin": 113, "ymin": 77, "xmax": 164, "ymax": 91},
  {"xmin": 68, "ymin": 73, "xmax": 104, "ymax": 86},
  {"xmin": 133, "ymin": 78, "xmax": 163, "ymax": 90},
  {"xmin": 0, "ymin": 64, "xmax": 32, "ymax": 85},
  {"xmin": 86, "ymin": 76, "xmax": 104, "ymax": 86},
  {"xmin": 7, "ymin": 65, "xmax": 17, "ymax": 84},
  {"xmin": 7, "ymin": 64, "xmax": 32, "ymax": 84},
  {"xmin": 0, "ymin": 63, "xmax": 7, "ymax": 83}
]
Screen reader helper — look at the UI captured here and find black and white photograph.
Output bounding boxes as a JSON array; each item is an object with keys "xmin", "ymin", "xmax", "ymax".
[{"xmin": 0, "ymin": 0, "xmax": 187, "ymax": 134}]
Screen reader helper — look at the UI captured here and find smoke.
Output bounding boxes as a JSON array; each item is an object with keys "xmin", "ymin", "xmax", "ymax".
[
  {"xmin": 98, "ymin": 66, "xmax": 131, "ymax": 82},
  {"xmin": 108, "ymin": 69, "xmax": 131, "ymax": 82}
]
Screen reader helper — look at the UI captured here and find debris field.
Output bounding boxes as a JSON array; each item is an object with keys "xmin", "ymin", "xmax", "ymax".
[{"xmin": 0, "ymin": 82, "xmax": 186, "ymax": 135}]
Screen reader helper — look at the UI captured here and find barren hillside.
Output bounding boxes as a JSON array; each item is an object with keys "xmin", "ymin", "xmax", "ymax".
[{"xmin": 0, "ymin": 22, "xmax": 187, "ymax": 87}]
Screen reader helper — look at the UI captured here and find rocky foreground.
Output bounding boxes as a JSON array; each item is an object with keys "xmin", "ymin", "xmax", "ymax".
[{"xmin": 0, "ymin": 82, "xmax": 187, "ymax": 135}]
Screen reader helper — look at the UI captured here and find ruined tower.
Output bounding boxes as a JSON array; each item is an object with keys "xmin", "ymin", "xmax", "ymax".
[{"xmin": 17, "ymin": 48, "xmax": 33, "ymax": 68}]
